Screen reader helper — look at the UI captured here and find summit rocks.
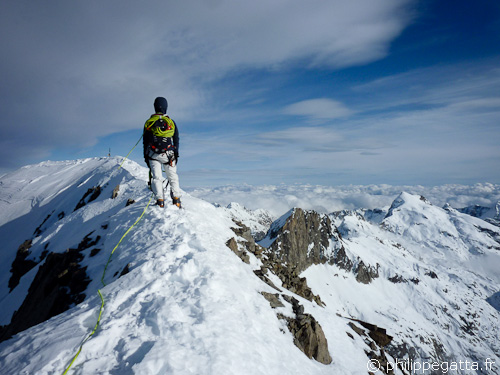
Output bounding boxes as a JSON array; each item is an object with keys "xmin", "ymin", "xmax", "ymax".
[
  {"xmin": 227, "ymin": 212, "xmax": 334, "ymax": 363},
  {"xmin": 264, "ymin": 208, "xmax": 338, "ymax": 273}
]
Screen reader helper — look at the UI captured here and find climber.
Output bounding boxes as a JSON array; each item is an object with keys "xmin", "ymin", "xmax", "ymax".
[{"xmin": 143, "ymin": 97, "xmax": 182, "ymax": 208}]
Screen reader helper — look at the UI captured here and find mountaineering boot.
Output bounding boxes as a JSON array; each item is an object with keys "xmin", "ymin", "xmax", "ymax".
[
  {"xmin": 172, "ymin": 197, "xmax": 182, "ymax": 208},
  {"xmin": 156, "ymin": 199, "xmax": 165, "ymax": 208}
]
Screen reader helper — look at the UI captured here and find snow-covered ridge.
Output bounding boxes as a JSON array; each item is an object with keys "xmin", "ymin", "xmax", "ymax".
[{"xmin": 0, "ymin": 158, "xmax": 499, "ymax": 374}]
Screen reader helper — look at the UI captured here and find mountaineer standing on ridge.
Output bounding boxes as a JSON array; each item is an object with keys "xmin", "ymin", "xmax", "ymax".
[{"xmin": 143, "ymin": 97, "xmax": 182, "ymax": 208}]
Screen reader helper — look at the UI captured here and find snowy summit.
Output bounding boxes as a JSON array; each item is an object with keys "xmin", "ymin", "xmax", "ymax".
[{"xmin": 0, "ymin": 157, "xmax": 499, "ymax": 375}]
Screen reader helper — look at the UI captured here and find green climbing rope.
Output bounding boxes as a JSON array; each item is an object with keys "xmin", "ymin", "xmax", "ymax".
[
  {"xmin": 61, "ymin": 192, "xmax": 153, "ymax": 374},
  {"xmin": 118, "ymin": 133, "xmax": 143, "ymax": 170}
]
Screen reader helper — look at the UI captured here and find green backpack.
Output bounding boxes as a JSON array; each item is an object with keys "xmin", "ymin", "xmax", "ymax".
[{"xmin": 144, "ymin": 115, "xmax": 176, "ymax": 153}]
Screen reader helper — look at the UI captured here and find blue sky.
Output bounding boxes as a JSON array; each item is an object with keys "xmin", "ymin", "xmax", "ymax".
[{"xmin": 1, "ymin": 0, "xmax": 499, "ymax": 187}]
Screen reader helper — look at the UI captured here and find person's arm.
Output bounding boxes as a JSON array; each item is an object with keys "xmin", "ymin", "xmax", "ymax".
[
  {"xmin": 173, "ymin": 120, "xmax": 179, "ymax": 159},
  {"xmin": 143, "ymin": 121, "xmax": 152, "ymax": 164}
]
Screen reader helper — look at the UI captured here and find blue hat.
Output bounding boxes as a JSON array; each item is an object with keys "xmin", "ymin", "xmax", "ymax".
[{"xmin": 154, "ymin": 97, "xmax": 168, "ymax": 114}]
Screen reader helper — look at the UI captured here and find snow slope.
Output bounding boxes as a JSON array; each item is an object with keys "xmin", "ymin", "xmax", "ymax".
[
  {"xmin": 318, "ymin": 193, "xmax": 500, "ymax": 372},
  {"xmin": 0, "ymin": 158, "xmax": 345, "ymax": 374},
  {"xmin": 0, "ymin": 158, "xmax": 499, "ymax": 375}
]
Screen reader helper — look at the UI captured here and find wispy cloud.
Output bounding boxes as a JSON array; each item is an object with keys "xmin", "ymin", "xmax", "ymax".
[
  {"xmin": 162, "ymin": 0, "xmax": 414, "ymax": 71},
  {"xmin": 283, "ymin": 98, "xmax": 354, "ymax": 120},
  {"xmin": 352, "ymin": 63, "xmax": 500, "ymax": 112},
  {"xmin": 174, "ymin": 59, "xmax": 500, "ymax": 186},
  {"xmin": 0, "ymin": 0, "xmax": 415, "ymax": 171}
]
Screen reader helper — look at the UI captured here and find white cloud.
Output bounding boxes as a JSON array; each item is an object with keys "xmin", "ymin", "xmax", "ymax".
[
  {"xmin": 283, "ymin": 98, "xmax": 353, "ymax": 120},
  {"xmin": 177, "ymin": 60, "xmax": 500, "ymax": 185},
  {"xmin": 352, "ymin": 63, "xmax": 500, "ymax": 112},
  {"xmin": 161, "ymin": 0, "xmax": 414, "ymax": 71},
  {"xmin": 6, "ymin": 0, "xmax": 499, "ymax": 188},
  {"xmin": 259, "ymin": 127, "xmax": 343, "ymax": 146},
  {"xmin": 187, "ymin": 183, "xmax": 500, "ymax": 218},
  {"xmin": 0, "ymin": 0, "xmax": 415, "ymax": 169}
]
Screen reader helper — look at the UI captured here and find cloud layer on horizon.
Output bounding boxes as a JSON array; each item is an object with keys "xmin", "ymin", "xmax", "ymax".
[{"xmin": 187, "ymin": 182, "xmax": 500, "ymax": 218}]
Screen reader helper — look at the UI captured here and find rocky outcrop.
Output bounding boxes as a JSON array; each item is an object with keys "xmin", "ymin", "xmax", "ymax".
[
  {"xmin": 264, "ymin": 261, "xmax": 324, "ymax": 305},
  {"xmin": 112, "ymin": 185, "xmax": 120, "ymax": 199},
  {"xmin": 225, "ymin": 226, "xmax": 252, "ymax": 265},
  {"xmin": 0, "ymin": 232, "xmax": 100, "ymax": 343},
  {"xmin": 230, "ymin": 220, "xmax": 264, "ymax": 258},
  {"xmin": 347, "ymin": 319, "xmax": 394, "ymax": 374},
  {"xmin": 262, "ymin": 208, "xmax": 350, "ymax": 300},
  {"xmin": 33, "ymin": 211, "xmax": 55, "ymax": 237},
  {"xmin": 388, "ymin": 274, "xmax": 420, "ymax": 285},
  {"xmin": 355, "ymin": 260, "xmax": 379, "ymax": 284},
  {"xmin": 332, "ymin": 244, "xmax": 353, "ymax": 271},
  {"xmin": 261, "ymin": 292, "xmax": 284, "ymax": 308},
  {"xmin": 260, "ymin": 293, "xmax": 332, "ymax": 365},
  {"xmin": 264, "ymin": 208, "xmax": 378, "ymax": 283},
  {"xmin": 228, "ymin": 207, "xmax": 380, "ymax": 304},
  {"xmin": 227, "ymin": 219, "xmax": 323, "ymax": 305},
  {"xmin": 266, "ymin": 208, "xmax": 338, "ymax": 273},
  {"xmin": 386, "ymin": 337, "xmax": 454, "ymax": 375},
  {"xmin": 280, "ymin": 295, "xmax": 332, "ymax": 365},
  {"xmin": 223, "ymin": 203, "xmax": 273, "ymax": 242},
  {"xmin": 226, "ymin": 209, "xmax": 392, "ymax": 366},
  {"xmin": 227, "ymin": 219, "xmax": 332, "ymax": 363},
  {"xmin": 74, "ymin": 185, "xmax": 101, "ymax": 211},
  {"xmin": 8, "ymin": 239, "xmax": 37, "ymax": 291},
  {"xmin": 0, "ymin": 248, "xmax": 90, "ymax": 343}
]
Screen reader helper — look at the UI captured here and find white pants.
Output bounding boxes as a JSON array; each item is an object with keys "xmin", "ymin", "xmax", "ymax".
[{"xmin": 148, "ymin": 152, "xmax": 181, "ymax": 200}]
